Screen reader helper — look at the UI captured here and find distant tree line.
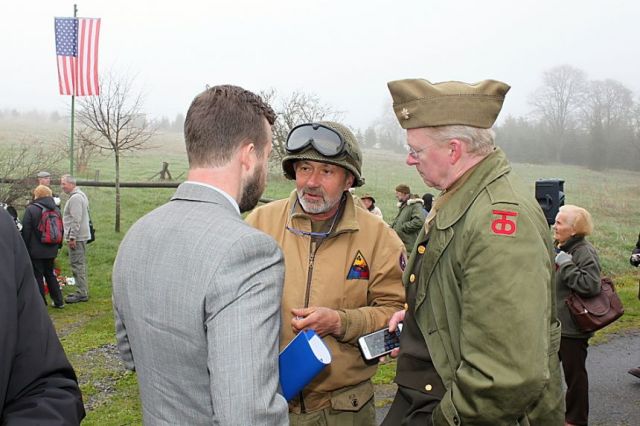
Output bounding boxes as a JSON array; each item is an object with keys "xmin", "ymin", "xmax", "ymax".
[
  {"xmin": 353, "ymin": 65, "xmax": 640, "ymax": 171},
  {"xmin": 497, "ymin": 65, "xmax": 640, "ymax": 171},
  {"xmin": 5, "ymin": 65, "xmax": 639, "ymax": 173}
]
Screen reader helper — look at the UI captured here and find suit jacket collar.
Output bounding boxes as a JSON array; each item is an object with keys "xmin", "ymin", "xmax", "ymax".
[{"xmin": 171, "ymin": 182, "xmax": 239, "ymax": 215}]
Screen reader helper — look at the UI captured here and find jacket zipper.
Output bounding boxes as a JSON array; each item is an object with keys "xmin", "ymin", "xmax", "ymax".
[
  {"xmin": 300, "ymin": 239, "xmax": 321, "ymax": 412},
  {"xmin": 303, "ymin": 241, "xmax": 318, "ymax": 308}
]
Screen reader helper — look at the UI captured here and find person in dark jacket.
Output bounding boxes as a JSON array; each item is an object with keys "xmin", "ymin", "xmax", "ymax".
[
  {"xmin": 0, "ymin": 208, "xmax": 85, "ymax": 424},
  {"xmin": 627, "ymin": 232, "xmax": 640, "ymax": 378},
  {"xmin": 421, "ymin": 192, "xmax": 433, "ymax": 216},
  {"xmin": 553, "ymin": 204, "xmax": 601, "ymax": 426},
  {"xmin": 391, "ymin": 184, "xmax": 425, "ymax": 252},
  {"xmin": 22, "ymin": 185, "xmax": 64, "ymax": 308}
]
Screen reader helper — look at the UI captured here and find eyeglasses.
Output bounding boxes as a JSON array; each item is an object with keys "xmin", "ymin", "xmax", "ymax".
[
  {"xmin": 406, "ymin": 145, "xmax": 426, "ymax": 159},
  {"xmin": 286, "ymin": 123, "xmax": 346, "ymax": 157}
]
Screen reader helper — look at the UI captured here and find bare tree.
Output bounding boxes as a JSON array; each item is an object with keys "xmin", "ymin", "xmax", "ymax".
[
  {"xmin": 73, "ymin": 126, "xmax": 104, "ymax": 174},
  {"xmin": 579, "ymin": 79, "xmax": 634, "ymax": 170},
  {"xmin": 260, "ymin": 89, "xmax": 343, "ymax": 165},
  {"xmin": 76, "ymin": 73, "xmax": 156, "ymax": 232},
  {"xmin": 0, "ymin": 141, "xmax": 66, "ymax": 206},
  {"xmin": 529, "ymin": 65, "xmax": 587, "ymax": 162},
  {"xmin": 632, "ymin": 102, "xmax": 640, "ymax": 154},
  {"xmin": 373, "ymin": 101, "xmax": 406, "ymax": 153}
]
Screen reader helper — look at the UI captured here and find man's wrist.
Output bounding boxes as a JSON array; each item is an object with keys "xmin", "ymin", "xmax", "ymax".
[{"xmin": 335, "ymin": 310, "xmax": 347, "ymax": 339}]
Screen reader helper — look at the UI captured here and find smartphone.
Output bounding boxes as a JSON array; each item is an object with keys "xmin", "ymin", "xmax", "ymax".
[{"xmin": 357, "ymin": 323, "xmax": 403, "ymax": 360}]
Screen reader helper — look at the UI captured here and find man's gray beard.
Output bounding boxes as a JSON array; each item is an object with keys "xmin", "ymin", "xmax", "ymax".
[{"xmin": 296, "ymin": 188, "xmax": 342, "ymax": 215}]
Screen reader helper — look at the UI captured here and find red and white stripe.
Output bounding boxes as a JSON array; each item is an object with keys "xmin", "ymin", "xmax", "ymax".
[{"xmin": 56, "ymin": 18, "xmax": 101, "ymax": 96}]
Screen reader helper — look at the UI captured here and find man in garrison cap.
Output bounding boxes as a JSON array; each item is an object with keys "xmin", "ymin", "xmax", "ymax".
[{"xmin": 381, "ymin": 79, "xmax": 564, "ymax": 425}]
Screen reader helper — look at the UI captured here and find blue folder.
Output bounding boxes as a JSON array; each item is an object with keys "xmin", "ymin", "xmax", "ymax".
[{"xmin": 279, "ymin": 329, "xmax": 332, "ymax": 401}]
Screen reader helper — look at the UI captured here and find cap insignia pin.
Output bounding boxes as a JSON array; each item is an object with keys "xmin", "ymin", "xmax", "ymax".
[{"xmin": 400, "ymin": 108, "xmax": 410, "ymax": 120}]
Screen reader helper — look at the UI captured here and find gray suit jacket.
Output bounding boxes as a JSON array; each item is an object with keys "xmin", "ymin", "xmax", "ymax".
[{"xmin": 112, "ymin": 183, "xmax": 288, "ymax": 425}]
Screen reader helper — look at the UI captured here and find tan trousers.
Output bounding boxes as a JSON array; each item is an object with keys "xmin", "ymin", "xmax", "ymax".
[{"xmin": 289, "ymin": 397, "xmax": 375, "ymax": 426}]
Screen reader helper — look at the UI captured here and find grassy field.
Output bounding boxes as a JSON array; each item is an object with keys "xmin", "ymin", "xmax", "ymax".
[{"xmin": 3, "ymin": 122, "xmax": 639, "ymax": 423}]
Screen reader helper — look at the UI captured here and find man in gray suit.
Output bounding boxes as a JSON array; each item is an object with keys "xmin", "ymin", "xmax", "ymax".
[{"xmin": 112, "ymin": 85, "xmax": 288, "ymax": 425}]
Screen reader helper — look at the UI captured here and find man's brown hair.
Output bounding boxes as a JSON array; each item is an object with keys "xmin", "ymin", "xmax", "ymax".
[{"xmin": 184, "ymin": 85, "xmax": 276, "ymax": 168}]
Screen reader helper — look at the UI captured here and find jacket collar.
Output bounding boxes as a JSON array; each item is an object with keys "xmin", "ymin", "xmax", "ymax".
[
  {"xmin": 558, "ymin": 235, "xmax": 585, "ymax": 252},
  {"xmin": 287, "ymin": 190, "xmax": 360, "ymax": 235},
  {"xmin": 435, "ymin": 147, "xmax": 511, "ymax": 229},
  {"xmin": 171, "ymin": 182, "xmax": 239, "ymax": 215}
]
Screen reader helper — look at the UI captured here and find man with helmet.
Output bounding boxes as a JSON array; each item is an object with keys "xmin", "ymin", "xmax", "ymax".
[{"xmin": 246, "ymin": 121, "xmax": 405, "ymax": 425}]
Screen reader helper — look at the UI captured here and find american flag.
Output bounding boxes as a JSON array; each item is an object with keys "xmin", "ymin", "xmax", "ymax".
[{"xmin": 54, "ymin": 17, "xmax": 101, "ymax": 96}]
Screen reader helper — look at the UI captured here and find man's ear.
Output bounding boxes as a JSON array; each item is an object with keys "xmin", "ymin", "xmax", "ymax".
[
  {"xmin": 448, "ymin": 139, "xmax": 463, "ymax": 164},
  {"xmin": 238, "ymin": 141, "xmax": 256, "ymax": 171},
  {"xmin": 344, "ymin": 171, "xmax": 355, "ymax": 190}
]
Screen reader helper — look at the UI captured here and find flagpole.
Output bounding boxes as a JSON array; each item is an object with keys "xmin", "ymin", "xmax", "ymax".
[{"xmin": 69, "ymin": 3, "xmax": 78, "ymax": 175}]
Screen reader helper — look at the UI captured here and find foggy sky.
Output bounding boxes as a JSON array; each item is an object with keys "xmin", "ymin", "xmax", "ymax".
[{"xmin": 2, "ymin": 0, "xmax": 638, "ymax": 129}]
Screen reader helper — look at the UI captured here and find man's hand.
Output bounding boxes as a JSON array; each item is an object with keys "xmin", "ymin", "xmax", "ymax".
[
  {"xmin": 291, "ymin": 307, "xmax": 341, "ymax": 337},
  {"xmin": 68, "ymin": 239, "xmax": 77, "ymax": 250},
  {"xmin": 380, "ymin": 309, "xmax": 406, "ymax": 361}
]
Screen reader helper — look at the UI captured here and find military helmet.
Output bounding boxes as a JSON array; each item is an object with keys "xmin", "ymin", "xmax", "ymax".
[{"xmin": 281, "ymin": 121, "xmax": 364, "ymax": 187}]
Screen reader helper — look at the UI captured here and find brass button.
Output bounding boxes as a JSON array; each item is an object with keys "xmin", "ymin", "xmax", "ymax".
[
  {"xmin": 409, "ymin": 274, "xmax": 416, "ymax": 283},
  {"xmin": 417, "ymin": 245, "xmax": 426, "ymax": 254},
  {"xmin": 425, "ymin": 384, "xmax": 433, "ymax": 392}
]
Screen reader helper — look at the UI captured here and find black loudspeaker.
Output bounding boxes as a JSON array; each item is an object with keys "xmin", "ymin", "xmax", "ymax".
[{"xmin": 535, "ymin": 179, "xmax": 565, "ymax": 226}]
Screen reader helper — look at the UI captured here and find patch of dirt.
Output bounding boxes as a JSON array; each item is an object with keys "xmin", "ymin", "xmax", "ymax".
[{"xmin": 75, "ymin": 343, "xmax": 128, "ymax": 411}]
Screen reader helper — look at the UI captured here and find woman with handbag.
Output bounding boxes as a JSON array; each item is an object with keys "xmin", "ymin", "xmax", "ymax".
[{"xmin": 553, "ymin": 204, "xmax": 601, "ymax": 426}]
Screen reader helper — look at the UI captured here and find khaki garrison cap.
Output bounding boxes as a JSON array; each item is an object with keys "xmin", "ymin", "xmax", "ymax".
[{"xmin": 387, "ymin": 79, "xmax": 510, "ymax": 129}]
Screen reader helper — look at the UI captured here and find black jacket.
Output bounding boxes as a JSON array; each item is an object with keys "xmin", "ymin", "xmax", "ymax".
[
  {"xmin": 0, "ymin": 210, "xmax": 85, "ymax": 424},
  {"xmin": 631, "ymin": 232, "xmax": 640, "ymax": 267},
  {"xmin": 21, "ymin": 196, "xmax": 61, "ymax": 259}
]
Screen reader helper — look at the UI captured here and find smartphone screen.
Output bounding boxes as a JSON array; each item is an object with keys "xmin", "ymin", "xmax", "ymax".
[{"xmin": 357, "ymin": 324, "xmax": 403, "ymax": 360}]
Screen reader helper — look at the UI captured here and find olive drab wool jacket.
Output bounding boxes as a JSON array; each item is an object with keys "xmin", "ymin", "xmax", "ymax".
[
  {"xmin": 246, "ymin": 191, "xmax": 405, "ymax": 413},
  {"xmin": 391, "ymin": 197, "xmax": 425, "ymax": 252},
  {"xmin": 555, "ymin": 236, "xmax": 602, "ymax": 339},
  {"xmin": 407, "ymin": 148, "xmax": 564, "ymax": 425}
]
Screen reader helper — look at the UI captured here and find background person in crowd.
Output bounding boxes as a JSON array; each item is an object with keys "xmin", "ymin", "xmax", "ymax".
[
  {"xmin": 112, "ymin": 85, "xmax": 288, "ymax": 425},
  {"xmin": 360, "ymin": 193, "xmax": 383, "ymax": 219},
  {"xmin": 382, "ymin": 78, "xmax": 564, "ymax": 425},
  {"xmin": 0, "ymin": 208, "xmax": 85, "ymax": 424},
  {"xmin": 21, "ymin": 184, "xmax": 64, "ymax": 308},
  {"xmin": 246, "ymin": 121, "xmax": 405, "ymax": 425},
  {"xmin": 37, "ymin": 171, "xmax": 61, "ymax": 206},
  {"xmin": 37, "ymin": 170, "xmax": 52, "ymax": 186},
  {"xmin": 60, "ymin": 174, "xmax": 91, "ymax": 304},
  {"xmin": 391, "ymin": 184, "xmax": 425, "ymax": 252},
  {"xmin": 627, "ymin": 232, "xmax": 640, "ymax": 378},
  {"xmin": 422, "ymin": 192, "xmax": 434, "ymax": 216},
  {"xmin": 554, "ymin": 204, "xmax": 601, "ymax": 426}
]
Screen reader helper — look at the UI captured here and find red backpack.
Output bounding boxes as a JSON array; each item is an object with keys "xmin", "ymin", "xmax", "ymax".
[{"xmin": 33, "ymin": 203, "xmax": 64, "ymax": 245}]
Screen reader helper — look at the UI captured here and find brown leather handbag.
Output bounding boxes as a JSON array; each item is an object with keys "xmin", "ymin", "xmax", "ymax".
[{"xmin": 565, "ymin": 277, "xmax": 624, "ymax": 332}]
